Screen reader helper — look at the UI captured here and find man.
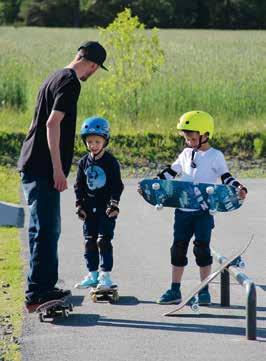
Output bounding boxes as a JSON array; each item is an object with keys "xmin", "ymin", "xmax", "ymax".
[{"xmin": 17, "ymin": 41, "xmax": 108, "ymax": 309}]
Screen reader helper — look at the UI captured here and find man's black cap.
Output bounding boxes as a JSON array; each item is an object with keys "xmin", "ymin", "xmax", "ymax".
[{"xmin": 78, "ymin": 41, "xmax": 108, "ymax": 71}]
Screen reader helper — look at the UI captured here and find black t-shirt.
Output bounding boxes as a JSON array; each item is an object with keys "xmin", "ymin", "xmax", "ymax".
[
  {"xmin": 74, "ymin": 151, "xmax": 124, "ymax": 211},
  {"xmin": 17, "ymin": 68, "xmax": 81, "ymax": 178}
]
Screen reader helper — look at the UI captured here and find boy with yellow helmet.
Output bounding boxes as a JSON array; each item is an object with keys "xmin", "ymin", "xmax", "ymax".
[{"xmin": 155, "ymin": 110, "xmax": 247, "ymax": 305}]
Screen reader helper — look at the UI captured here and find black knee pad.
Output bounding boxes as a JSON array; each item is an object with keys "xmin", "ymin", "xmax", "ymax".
[
  {"xmin": 84, "ymin": 237, "xmax": 97, "ymax": 252},
  {"xmin": 171, "ymin": 241, "xmax": 189, "ymax": 267},
  {"xmin": 193, "ymin": 240, "xmax": 212, "ymax": 267},
  {"xmin": 97, "ymin": 236, "xmax": 112, "ymax": 252}
]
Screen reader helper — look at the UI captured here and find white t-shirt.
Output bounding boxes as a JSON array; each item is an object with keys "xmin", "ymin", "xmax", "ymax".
[{"xmin": 171, "ymin": 147, "xmax": 229, "ymax": 184}]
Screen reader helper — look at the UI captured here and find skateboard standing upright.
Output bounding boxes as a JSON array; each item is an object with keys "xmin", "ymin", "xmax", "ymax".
[
  {"xmin": 139, "ymin": 179, "xmax": 243, "ymax": 214},
  {"xmin": 164, "ymin": 235, "xmax": 253, "ymax": 316}
]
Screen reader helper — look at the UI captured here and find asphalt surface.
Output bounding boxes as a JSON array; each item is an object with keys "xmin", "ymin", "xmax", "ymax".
[{"xmin": 21, "ymin": 179, "xmax": 266, "ymax": 361}]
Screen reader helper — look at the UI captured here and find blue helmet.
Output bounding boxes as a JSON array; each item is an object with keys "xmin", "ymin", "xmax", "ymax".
[{"xmin": 80, "ymin": 117, "xmax": 110, "ymax": 142}]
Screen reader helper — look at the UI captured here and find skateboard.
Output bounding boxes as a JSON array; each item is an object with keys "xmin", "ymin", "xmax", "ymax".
[
  {"xmin": 164, "ymin": 235, "xmax": 254, "ymax": 316},
  {"xmin": 89, "ymin": 285, "xmax": 119, "ymax": 303},
  {"xmin": 139, "ymin": 179, "xmax": 243, "ymax": 214},
  {"xmin": 35, "ymin": 295, "xmax": 73, "ymax": 322}
]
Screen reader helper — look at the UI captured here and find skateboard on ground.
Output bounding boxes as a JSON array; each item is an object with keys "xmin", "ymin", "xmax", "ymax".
[
  {"xmin": 164, "ymin": 235, "xmax": 253, "ymax": 316},
  {"xmin": 139, "ymin": 179, "xmax": 243, "ymax": 214},
  {"xmin": 35, "ymin": 295, "xmax": 73, "ymax": 322},
  {"xmin": 89, "ymin": 285, "xmax": 119, "ymax": 303}
]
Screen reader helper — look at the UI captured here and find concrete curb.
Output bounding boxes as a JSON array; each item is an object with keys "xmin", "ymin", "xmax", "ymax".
[{"xmin": 0, "ymin": 201, "xmax": 24, "ymax": 228}]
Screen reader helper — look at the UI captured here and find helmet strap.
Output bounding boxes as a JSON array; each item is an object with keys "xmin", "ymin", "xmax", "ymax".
[
  {"xmin": 91, "ymin": 148, "xmax": 105, "ymax": 160},
  {"xmin": 190, "ymin": 135, "xmax": 209, "ymax": 168}
]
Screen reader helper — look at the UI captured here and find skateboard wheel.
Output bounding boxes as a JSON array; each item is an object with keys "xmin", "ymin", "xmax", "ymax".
[
  {"xmin": 152, "ymin": 182, "xmax": 160, "ymax": 190},
  {"xmin": 206, "ymin": 186, "xmax": 214, "ymax": 195},
  {"xmin": 238, "ymin": 261, "xmax": 245, "ymax": 269},
  {"xmin": 62, "ymin": 309, "xmax": 69, "ymax": 318},
  {"xmin": 39, "ymin": 313, "xmax": 45, "ymax": 322},
  {"xmin": 112, "ymin": 291, "xmax": 119, "ymax": 303},
  {"xmin": 191, "ymin": 303, "xmax": 199, "ymax": 313},
  {"xmin": 92, "ymin": 294, "xmax": 97, "ymax": 303},
  {"xmin": 155, "ymin": 204, "xmax": 163, "ymax": 210}
]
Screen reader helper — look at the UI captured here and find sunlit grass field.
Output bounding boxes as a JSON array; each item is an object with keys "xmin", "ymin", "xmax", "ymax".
[{"xmin": 0, "ymin": 27, "xmax": 266, "ymax": 135}]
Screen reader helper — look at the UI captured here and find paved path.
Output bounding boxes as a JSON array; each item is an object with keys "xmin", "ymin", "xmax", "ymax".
[{"xmin": 21, "ymin": 179, "xmax": 266, "ymax": 361}]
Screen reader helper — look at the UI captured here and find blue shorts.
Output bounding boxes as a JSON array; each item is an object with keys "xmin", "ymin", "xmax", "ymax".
[
  {"xmin": 171, "ymin": 209, "xmax": 215, "ymax": 267},
  {"xmin": 173, "ymin": 209, "xmax": 214, "ymax": 242}
]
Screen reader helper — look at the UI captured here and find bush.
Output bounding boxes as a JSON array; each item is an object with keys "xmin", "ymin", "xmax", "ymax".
[
  {"xmin": 98, "ymin": 8, "xmax": 165, "ymax": 123},
  {"xmin": 253, "ymin": 135, "xmax": 266, "ymax": 158}
]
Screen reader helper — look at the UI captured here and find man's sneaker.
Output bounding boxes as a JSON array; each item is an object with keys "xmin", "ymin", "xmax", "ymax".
[
  {"xmin": 74, "ymin": 272, "xmax": 99, "ymax": 289},
  {"xmin": 25, "ymin": 288, "xmax": 71, "ymax": 312},
  {"xmin": 198, "ymin": 288, "xmax": 211, "ymax": 305},
  {"xmin": 97, "ymin": 272, "xmax": 113, "ymax": 289},
  {"xmin": 157, "ymin": 289, "xmax": 182, "ymax": 304}
]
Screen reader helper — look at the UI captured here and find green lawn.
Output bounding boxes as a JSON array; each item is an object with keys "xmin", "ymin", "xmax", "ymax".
[
  {"xmin": 0, "ymin": 27, "xmax": 266, "ymax": 134},
  {"xmin": 0, "ymin": 166, "xmax": 24, "ymax": 361}
]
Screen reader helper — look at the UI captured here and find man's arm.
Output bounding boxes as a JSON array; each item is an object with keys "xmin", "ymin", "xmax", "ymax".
[{"xmin": 46, "ymin": 110, "xmax": 67, "ymax": 192}]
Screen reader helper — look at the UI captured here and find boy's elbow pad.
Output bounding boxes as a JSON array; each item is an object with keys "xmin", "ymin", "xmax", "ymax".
[{"xmin": 157, "ymin": 166, "xmax": 177, "ymax": 180}]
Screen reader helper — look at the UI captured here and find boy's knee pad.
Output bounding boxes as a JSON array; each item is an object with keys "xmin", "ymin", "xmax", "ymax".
[
  {"xmin": 97, "ymin": 236, "xmax": 112, "ymax": 251},
  {"xmin": 193, "ymin": 240, "xmax": 212, "ymax": 267},
  {"xmin": 84, "ymin": 237, "xmax": 97, "ymax": 252},
  {"xmin": 171, "ymin": 241, "xmax": 189, "ymax": 267}
]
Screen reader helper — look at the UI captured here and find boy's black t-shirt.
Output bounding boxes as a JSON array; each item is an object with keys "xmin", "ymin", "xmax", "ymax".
[
  {"xmin": 74, "ymin": 151, "xmax": 124, "ymax": 211},
  {"xmin": 17, "ymin": 68, "xmax": 81, "ymax": 178}
]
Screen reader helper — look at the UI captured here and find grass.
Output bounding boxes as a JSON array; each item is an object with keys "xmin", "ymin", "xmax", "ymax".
[
  {"xmin": 0, "ymin": 27, "xmax": 266, "ymax": 134},
  {"xmin": 0, "ymin": 166, "xmax": 24, "ymax": 361}
]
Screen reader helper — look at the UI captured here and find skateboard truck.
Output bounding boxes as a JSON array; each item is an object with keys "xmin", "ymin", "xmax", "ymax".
[
  {"xmin": 187, "ymin": 296, "xmax": 200, "ymax": 314},
  {"xmin": 206, "ymin": 186, "xmax": 217, "ymax": 215},
  {"xmin": 152, "ymin": 182, "xmax": 164, "ymax": 210},
  {"xmin": 89, "ymin": 285, "xmax": 119, "ymax": 303}
]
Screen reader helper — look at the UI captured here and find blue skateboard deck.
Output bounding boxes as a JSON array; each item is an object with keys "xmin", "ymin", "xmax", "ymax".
[{"xmin": 139, "ymin": 179, "xmax": 243, "ymax": 213}]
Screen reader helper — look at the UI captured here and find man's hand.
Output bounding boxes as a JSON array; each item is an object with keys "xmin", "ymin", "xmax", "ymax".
[
  {"xmin": 76, "ymin": 206, "xmax": 87, "ymax": 221},
  {"xmin": 106, "ymin": 201, "xmax": 119, "ymax": 218},
  {"xmin": 53, "ymin": 168, "xmax": 68, "ymax": 192}
]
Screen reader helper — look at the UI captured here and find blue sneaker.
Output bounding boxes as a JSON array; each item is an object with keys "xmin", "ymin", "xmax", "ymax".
[
  {"xmin": 157, "ymin": 289, "xmax": 182, "ymax": 304},
  {"xmin": 74, "ymin": 271, "xmax": 99, "ymax": 289},
  {"xmin": 198, "ymin": 288, "xmax": 211, "ymax": 305},
  {"xmin": 97, "ymin": 272, "xmax": 114, "ymax": 289}
]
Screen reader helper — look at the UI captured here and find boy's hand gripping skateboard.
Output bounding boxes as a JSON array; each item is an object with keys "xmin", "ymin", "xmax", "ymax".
[
  {"xmin": 139, "ymin": 179, "xmax": 244, "ymax": 214},
  {"xmin": 89, "ymin": 285, "xmax": 119, "ymax": 303},
  {"xmin": 35, "ymin": 295, "xmax": 73, "ymax": 322},
  {"xmin": 164, "ymin": 235, "xmax": 253, "ymax": 316}
]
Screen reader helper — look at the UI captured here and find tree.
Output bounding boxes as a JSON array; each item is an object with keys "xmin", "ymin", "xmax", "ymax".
[
  {"xmin": 97, "ymin": 8, "xmax": 165, "ymax": 124},
  {"xmin": 19, "ymin": 0, "xmax": 80, "ymax": 27},
  {"xmin": 0, "ymin": 0, "xmax": 21, "ymax": 24}
]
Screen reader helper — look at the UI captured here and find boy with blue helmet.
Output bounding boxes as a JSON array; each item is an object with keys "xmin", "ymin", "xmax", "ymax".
[{"xmin": 74, "ymin": 116, "xmax": 124, "ymax": 289}]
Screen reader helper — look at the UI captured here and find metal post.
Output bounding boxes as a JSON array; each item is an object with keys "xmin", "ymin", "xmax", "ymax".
[
  {"xmin": 220, "ymin": 268, "xmax": 230, "ymax": 306},
  {"xmin": 211, "ymin": 247, "xmax": 257, "ymax": 341},
  {"xmin": 246, "ymin": 282, "xmax": 257, "ymax": 340}
]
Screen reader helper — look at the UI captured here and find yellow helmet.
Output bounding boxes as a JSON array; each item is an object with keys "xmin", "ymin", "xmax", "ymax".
[{"xmin": 177, "ymin": 111, "xmax": 214, "ymax": 139}]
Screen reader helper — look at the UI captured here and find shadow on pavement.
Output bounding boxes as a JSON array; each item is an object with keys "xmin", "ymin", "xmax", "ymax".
[
  {"xmin": 95, "ymin": 317, "xmax": 266, "ymax": 339},
  {"xmin": 257, "ymin": 284, "xmax": 266, "ymax": 292},
  {"xmin": 70, "ymin": 295, "xmax": 85, "ymax": 307},
  {"xmin": 109, "ymin": 296, "xmax": 139, "ymax": 306},
  {"xmin": 51, "ymin": 313, "xmax": 266, "ymax": 340}
]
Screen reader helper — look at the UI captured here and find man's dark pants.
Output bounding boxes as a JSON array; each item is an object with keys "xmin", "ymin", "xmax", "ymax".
[{"xmin": 21, "ymin": 172, "xmax": 60, "ymax": 300}]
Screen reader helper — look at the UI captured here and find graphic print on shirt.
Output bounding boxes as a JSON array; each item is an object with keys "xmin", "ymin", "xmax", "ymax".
[{"xmin": 85, "ymin": 165, "xmax": 106, "ymax": 190}]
